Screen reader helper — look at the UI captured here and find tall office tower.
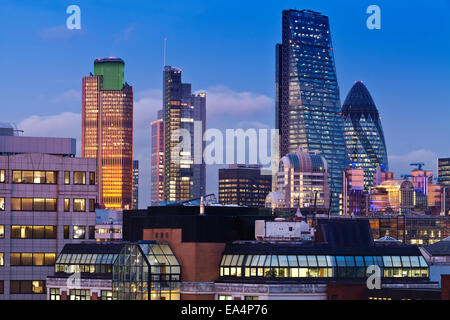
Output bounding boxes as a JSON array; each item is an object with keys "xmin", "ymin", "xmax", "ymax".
[
  {"xmin": 0, "ymin": 128, "xmax": 97, "ymax": 300},
  {"xmin": 82, "ymin": 57, "xmax": 133, "ymax": 209},
  {"xmin": 132, "ymin": 160, "xmax": 139, "ymax": 209},
  {"xmin": 163, "ymin": 66, "xmax": 206, "ymax": 202},
  {"xmin": 342, "ymin": 81, "xmax": 388, "ymax": 191},
  {"xmin": 151, "ymin": 110, "xmax": 165, "ymax": 205},
  {"xmin": 276, "ymin": 9, "xmax": 348, "ymax": 214},
  {"xmin": 218, "ymin": 164, "xmax": 272, "ymax": 208}
]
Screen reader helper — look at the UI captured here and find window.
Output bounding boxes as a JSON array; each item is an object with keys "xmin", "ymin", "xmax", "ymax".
[
  {"xmin": 73, "ymin": 199, "xmax": 86, "ymax": 212},
  {"xmin": 70, "ymin": 289, "xmax": 90, "ymax": 300},
  {"xmin": 73, "ymin": 226, "xmax": 86, "ymax": 239},
  {"xmin": 89, "ymin": 172, "xmax": 96, "ymax": 185},
  {"xmin": 218, "ymin": 295, "xmax": 232, "ymax": 300},
  {"xmin": 12, "ymin": 171, "xmax": 21, "ymax": 183},
  {"xmin": 64, "ymin": 198, "xmax": 70, "ymax": 212},
  {"xmin": 0, "ymin": 170, "xmax": 5, "ymax": 183},
  {"xmin": 64, "ymin": 226, "xmax": 69, "ymax": 239},
  {"xmin": 10, "ymin": 253, "xmax": 55, "ymax": 266},
  {"xmin": 0, "ymin": 253, "xmax": 3, "ymax": 266},
  {"xmin": 0, "ymin": 225, "xmax": 3, "ymax": 238},
  {"xmin": 101, "ymin": 290, "xmax": 113, "ymax": 300},
  {"xmin": 0, "ymin": 198, "xmax": 4, "ymax": 211},
  {"xmin": 64, "ymin": 171, "xmax": 70, "ymax": 184},
  {"xmin": 89, "ymin": 226, "xmax": 95, "ymax": 240},
  {"xmin": 22, "ymin": 171, "xmax": 33, "ymax": 183},
  {"xmin": 34, "ymin": 171, "xmax": 46, "ymax": 184},
  {"xmin": 10, "ymin": 281, "xmax": 45, "ymax": 294},
  {"xmin": 0, "ymin": 281, "xmax": 3, "ymax": 294},
  {"xmin": 73, "ymin": 172, "xmax": 86, "ymax": 185},
  {"xmin": 89, "ymin": 199, "xmax": 95, "ymax": 212},
  {"xmin": 46, "ymin": 171, "xmax": 56, "ymax": 184},
  {"xmin": 245, "ymin": 296, "xmax": 259, "ymax": 300},
  {"xmin": 50, "ymin": 288, "xmax": 60, "ymax": 300}
]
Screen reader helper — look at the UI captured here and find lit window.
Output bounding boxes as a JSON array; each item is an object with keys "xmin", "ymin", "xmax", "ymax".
[
  {"xmin": 73, "ymin": 226, "xmax": 86, "ymax": 239},
  {"xmin": 73, "ymin": 199, "xmax": 86, "ymax": 212}
]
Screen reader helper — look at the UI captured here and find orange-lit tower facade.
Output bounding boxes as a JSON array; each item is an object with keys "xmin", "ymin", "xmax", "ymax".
[{"xmin": 82, "ymin": 57, "xmax": 133, "ymax": 209}]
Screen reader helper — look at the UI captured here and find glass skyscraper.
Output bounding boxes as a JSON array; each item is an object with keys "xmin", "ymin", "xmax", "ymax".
[
  {"xmin": 276, "ymin": 9, "xmax": 347, "ymax": 214},
  {"xmin": 342, "ymin": 81, "xmax": 388, "ymax": 190},
  {"xmin": 163, "ymin": 66, "xmax": 206, "ymax": 202}
]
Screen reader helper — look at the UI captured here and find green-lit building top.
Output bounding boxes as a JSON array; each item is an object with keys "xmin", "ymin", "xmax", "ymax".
[{"xmin": 94, "ymin": 57, "xmax": 125, "ymax": 90}]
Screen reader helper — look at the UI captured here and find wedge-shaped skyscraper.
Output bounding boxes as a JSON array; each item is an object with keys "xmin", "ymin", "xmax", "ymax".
[{"xmin": 342, "ymin": 81, "xmax": 388, "ymax": 190}]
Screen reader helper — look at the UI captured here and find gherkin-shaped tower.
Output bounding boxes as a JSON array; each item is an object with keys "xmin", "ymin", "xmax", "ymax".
[{"xmin": 342, "ymin": 81, "xmax": 388, "ymax": 190}]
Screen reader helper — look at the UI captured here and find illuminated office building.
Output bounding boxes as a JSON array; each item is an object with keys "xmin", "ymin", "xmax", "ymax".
[
  {"xmin": 369, "ymin": 180, "xmax": 414, "ymax": 214},
  {"xmin": 438, "ymin": 158, "xmax": 450, "ymax": 215},
  {"xmin": 82, "ymin": 57, "xmax": 133, "ymax": 209},
  {"xmin": 0, "ymin": 130, "xmax": 97, "ymax": 300},
  {"xmin": 218, "ymin": 164, "xmax": 272, "ymax": 208},
  {"xmin": 342, "ymin": 81, "xmax": 389, "ymax": 191},
  {"xmin": 276, "ymin": 9, "xmax": 348, "ymax": 215},
  {"xmin": 163, "ymin": 66, "xmax": 206, "ymax": 202},
  {"xmin": 266, "ymin": 148, "xmax": 330, "ymax": 213},
  {"xmin": 132, "ymin": 160, "xmax": 139, "ymax": 209},
  {"xmin": 151, "ymin": 110, "xmax": 165, "ymax": 205}
]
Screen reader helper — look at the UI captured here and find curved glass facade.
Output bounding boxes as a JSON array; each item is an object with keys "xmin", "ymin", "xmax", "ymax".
[
  {"xmin": 276, "ymin": 10, "xmax": 348, "ymax": 214},
  {"xmin": 219, "ymin": 254, "xmax": 428, "ymax": 279},
  {"xmin": 342, "ymin": 82, "xmax": 388, "ymax": 190}
]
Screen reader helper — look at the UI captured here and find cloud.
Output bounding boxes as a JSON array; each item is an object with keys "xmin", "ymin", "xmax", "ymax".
[
  {"xmin": 114, "ymin": 24, "xmax": 138, "ymax": 43},
  {"xmin": 196, "ymin": 85, "xmax": 273, "ymax": 119},
  {"xmin": 388, "ymin": 149, "xmax": 438, "ymax": 177},
  {"xmin": 134, "ymin": 89, "xmax": 162, "ymax": 129},
  {"xmin": 38, "ymin": 25, "xmax": 83, "ymax": 42}
]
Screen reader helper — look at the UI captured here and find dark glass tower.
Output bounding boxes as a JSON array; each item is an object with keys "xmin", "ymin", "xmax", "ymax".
[
  {"xmin": 342, "ymin": 81, "xmax": 388, "ymax": 190},
  {"xmin": 276, "ymin": 9, "xmax": 348, "ymax": 214},
  {"xmin": 163, "ymin": 66, "xmax": 206, "ymax": 202}
]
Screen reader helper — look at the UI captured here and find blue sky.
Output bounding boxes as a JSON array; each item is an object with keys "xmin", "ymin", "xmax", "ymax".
[{"xmin": 1, "ymin": 0, "xmax": 450, "ymax": 207}]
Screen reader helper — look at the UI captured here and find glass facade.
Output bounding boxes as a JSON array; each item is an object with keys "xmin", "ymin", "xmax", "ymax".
[
  {"xmin": 112, "ymin": 242, "xmax": 180, "ymax": 300},
  {"xmin": 54, "ymin": 242, "xmax": 181, "ymax": 300},
  {"xmin": 342, "ymin": 82, "xmax": 388, "ymax": 191},
  {"xmin": 219, "ymin": 254, "xmax": 429, "ymax": 279},
  {"xmin": 163, "ymin": 66, "xmax": 206, "ymax": 202},
  {"xmin": 132, "ymin": 160, "xmax": 139, "ymax": 209},
  {"xmin": 276, "ymin": 9, "xmax": 348, "ymax": 215}
]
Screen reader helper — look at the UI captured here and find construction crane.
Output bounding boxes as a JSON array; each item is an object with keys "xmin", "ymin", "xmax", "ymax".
[{"xmin": 410, "ymin": 163, "xmax": 425, "ymax": 171}]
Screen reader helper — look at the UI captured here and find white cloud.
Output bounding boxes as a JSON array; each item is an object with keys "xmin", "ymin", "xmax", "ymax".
[
  {"xmin": 196, "ymin": 85, "xmax": 273, "ymax": 119},
  {"xmin": 114, "ymin": 24, "xmax": 138, "ymax": 43},
  {"xmin": 388, "ymin": 149, "xmax": 438, "ymax": 177},
  {"xmin": 38, "ymin": 25, "xmax": 83, "ymax": 42}
]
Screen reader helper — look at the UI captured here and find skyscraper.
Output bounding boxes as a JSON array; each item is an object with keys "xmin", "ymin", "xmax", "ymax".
[
  {"xmin": 82, "ymin": 57, "xmax": 133, "ymax": 209},
  {"xmin": 163, "ymin": 66, "xmax": 206, "ymax": 202},
  {"xmin": 342, "ymin": 81, "xmax": 388, "ymax": 191},
  {"xmin": 276, "ymin": 9, "xmax": 347, "ymax": 214},
  {"xmin": 151, "ymin": 110, "xmax": 165, "ymax": 205},
  {"xmin": 132, "ymin": 160, "xmax": 139, "ymax": 209}
]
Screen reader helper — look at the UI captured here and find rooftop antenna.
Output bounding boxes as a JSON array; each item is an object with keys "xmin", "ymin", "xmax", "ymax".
[{"xmin": 164, "ymin": 37, "xmax": 167, "ymax": 67}]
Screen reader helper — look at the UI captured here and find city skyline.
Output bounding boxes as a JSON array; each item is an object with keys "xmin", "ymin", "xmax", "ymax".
[{"xmin": 2, "ymin": 1, "xmax": 450, "ymax": 208}]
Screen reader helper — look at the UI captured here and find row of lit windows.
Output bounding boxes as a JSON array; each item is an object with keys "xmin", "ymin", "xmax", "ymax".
[
  {"xmin": 10, "ymin": 253, "xmax": 56, "ymax": 266},
  {"xmin": 0, "ymin": 170, "xmax": 96, "ymax": 185},
  {"xmin": 0, "ymin": 198, "xmax": 96, "ymax": 212},
  {"xmin": 0, "ymin": 225, "xmax": 94, "ymax": 240}
]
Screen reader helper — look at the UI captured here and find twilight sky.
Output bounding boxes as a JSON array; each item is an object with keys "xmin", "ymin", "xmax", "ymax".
[{"xmin": 1, "ymin": 0, "xmax": 449, "ymax": 208}]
